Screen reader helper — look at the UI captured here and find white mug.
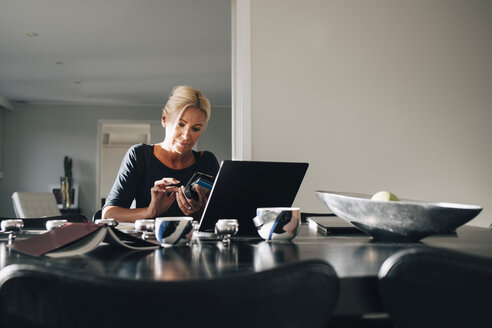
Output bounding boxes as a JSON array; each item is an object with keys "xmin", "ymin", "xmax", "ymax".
[
  {"xmin": 154, "ymin": 217, "xmax": 193, "ymax": 246},
  {"xmin": 252, "ymin": 207, "xmax": 301, "ymax": 241}
]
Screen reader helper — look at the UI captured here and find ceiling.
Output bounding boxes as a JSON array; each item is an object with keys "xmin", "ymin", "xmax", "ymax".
[{"xmin": 0, "ymin": 0, "xmax": 231, "ymax": 108}]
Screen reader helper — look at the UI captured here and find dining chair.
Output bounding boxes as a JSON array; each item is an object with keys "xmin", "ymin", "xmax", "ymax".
[
  {"xmin": 378, "ymin": 247, "xmax": 492, "ymax": 328},
  {"xmin": 12, "ymin": 192, "xmax": 61, "ymax": 218},
  {"xmin": 0, "ymin": 259, "xmax": 339, "ymax": 328},
  {"xmin": 92, "ymin": 209, "xmax": 102, "ymax": 222}
]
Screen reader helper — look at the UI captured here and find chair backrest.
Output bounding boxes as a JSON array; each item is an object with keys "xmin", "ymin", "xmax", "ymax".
[
  {"xmin": 378, "ymin": 248, "xmax": 492, "ymax": 328},
  {"xmin": 12, "ymin": 192, "xmax": 61, "ymax": 218},
  {"xmin": 92, "ymin": 209, "xmax": 102, "ymax": 222},
  {"xmin": 0, "ymin": 259, "xmax": 339, "ymax": 328}
]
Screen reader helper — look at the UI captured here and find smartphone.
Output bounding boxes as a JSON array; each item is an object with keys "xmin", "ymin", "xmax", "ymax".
[{"xmin": 184, "ymin": 172, "xmax": 215, "ymax": 200}]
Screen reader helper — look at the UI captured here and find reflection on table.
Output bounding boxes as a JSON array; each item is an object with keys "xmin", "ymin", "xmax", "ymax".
[{"xmin": 1, "ymin": 223, "xmax": 491, "ymax": 316}]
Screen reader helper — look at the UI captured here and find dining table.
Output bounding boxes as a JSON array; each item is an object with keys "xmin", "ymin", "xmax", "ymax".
[{"xmin": 1, "ymin": 219, "xmax": 491, "ymax": 317}]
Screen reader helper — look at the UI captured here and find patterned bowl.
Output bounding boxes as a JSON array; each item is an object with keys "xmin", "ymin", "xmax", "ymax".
[{"xmin": 154, "ymin": 217, "xmax": 193, "ymax": 246}]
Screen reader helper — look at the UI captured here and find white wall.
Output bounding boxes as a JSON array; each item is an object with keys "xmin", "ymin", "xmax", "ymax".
[
  {"xmin": 0, "ymin": 103, "xmax": 231, "ymax": 219},
  {"xmin": 200, "ymin": 106, "xmax": 232, "ymax": 164},
  {"xmin": 250, "ymin": 0, "xmax": 492, "ymax": 227},
  {"xmin": 0, "ymin": 109, "xmax": 4, "ymax": 177}
]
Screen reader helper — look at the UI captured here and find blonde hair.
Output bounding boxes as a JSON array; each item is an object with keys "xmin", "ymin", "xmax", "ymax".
[{"xmin": 162, "ymin": 86, "xmax": 211, "ymax": 124}]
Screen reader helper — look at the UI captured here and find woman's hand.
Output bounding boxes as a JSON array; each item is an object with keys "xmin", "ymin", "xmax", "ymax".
[
  {"xmin": 176, "ymin": 184, "xmax": 210, "ymax": 218},
  {"xmin": 148, "ymin": 178, "xmax": 180, "ymax": 218}
]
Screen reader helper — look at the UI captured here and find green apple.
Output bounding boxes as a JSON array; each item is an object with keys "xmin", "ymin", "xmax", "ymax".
[{"xmin": 371, "ymin": 191, "xmax": 399, "ymax": 201}]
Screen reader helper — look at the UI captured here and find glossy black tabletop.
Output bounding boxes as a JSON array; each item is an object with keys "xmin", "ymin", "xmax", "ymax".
[{"xmin": 1, "ymin": 223, "xmax": 491, "ymax": 316}]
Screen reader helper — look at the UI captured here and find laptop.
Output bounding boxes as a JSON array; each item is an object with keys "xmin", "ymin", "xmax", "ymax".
[{"xmin": 198, "ymin": 160, "xmax": 309, "ymax": 237}]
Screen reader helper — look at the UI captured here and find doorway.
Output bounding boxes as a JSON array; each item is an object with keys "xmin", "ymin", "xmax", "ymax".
[{"xmin": 97, "ymin": 120, "xmax": 163, "ymax": 208}]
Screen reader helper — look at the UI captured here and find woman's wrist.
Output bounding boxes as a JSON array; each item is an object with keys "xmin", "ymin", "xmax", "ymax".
[
  {"xmin": 103, "ymin": 206, "xmax": 150, "ymax": 223},
  {"xmin": 146, "ymin": 205, "xmax": 157, "ymax": 219}
]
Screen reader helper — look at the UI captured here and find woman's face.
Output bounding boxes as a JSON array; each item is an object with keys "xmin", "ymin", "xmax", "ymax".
[{"xmin": 163, "ymin": 106, "xmax": 207, "ymax": 154}]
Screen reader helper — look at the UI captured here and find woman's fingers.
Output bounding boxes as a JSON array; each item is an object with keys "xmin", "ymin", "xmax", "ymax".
[
  {"xmin": 154, "ymin": 178, "xmax": 180, "ymax": 187},
  {"xmin": 194, "ymin": 185, "xmax": 208, "ymax": 205},
  {"xmin": 153, "ymin": 178, "xmax": 180, "ymax": 194},
  {"xmin": 178, "ymin": 186, "xmax": 191, "ymax": 206},
  {"xmin": 165, "ymin": 186, "xmax": 179, "ymax": 192},
  {"xmin": 177, "ymin": 186, "xmax": 194, "ymax": 214},
  {"xmin": 168, "ymin": 191, "xmax": 177, "ymax": 202},
  {"xmin": 163, "ymin": 177, "xmax": 180, "ymax": 185},
  {"xmin": 176, "ymin": 185, "xmax": 211, "ymax": 216},
  {"xmin": 152, "ymin": 186, "xmax": 176, "ymax": 193}
]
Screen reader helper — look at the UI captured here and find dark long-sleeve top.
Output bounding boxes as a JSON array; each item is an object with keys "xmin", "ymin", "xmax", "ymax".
[{"xmin": 104, "ymin": 143, "xmax": 219, "ymax": 217}]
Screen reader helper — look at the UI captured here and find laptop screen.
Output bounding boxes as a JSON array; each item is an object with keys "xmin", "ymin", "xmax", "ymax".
[{"xmin": 198, "ymin": 160, "xmax": 309, "ymax": 236}]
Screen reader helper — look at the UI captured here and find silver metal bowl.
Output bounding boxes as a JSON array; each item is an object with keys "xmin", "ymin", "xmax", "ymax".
[
  {"xmin": 215, "ymin": 219, "xmax": 239, "ymax": 236},
  {"xmin": 316, "ymin": 191, "xmax": 482, "ymax": 242},
  {"xmin": 135, "ymin": 219, "xmax": 155, "ymax": 232},
  {"xmin": 1, "ymin": 219, "xmax": 24, "ymax": 241},
  {"xmin": 46, "ymin": 219, "xmax": 68, "ymax": 231},
  {"xmin": 1, "ymin": 219, "xmax": 24, "ymax": 232},
  {"xmin": 95, "ymin": 218, "xmax": 119, "ymax": 227},
  {"xmin": 215, "ymin": 219, "xmax": 239, "ymax": 246}
]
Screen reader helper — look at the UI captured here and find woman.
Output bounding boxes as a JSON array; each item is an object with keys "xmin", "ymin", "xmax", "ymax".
[{"xmin": 102, "ymin": 86, "xmax": 219, "ymax": 223}]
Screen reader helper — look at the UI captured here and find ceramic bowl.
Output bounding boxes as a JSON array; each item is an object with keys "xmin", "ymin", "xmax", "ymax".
[
  {"xmin": 252, "ymin": 207, "xmax": 301, "ymax": 241},
  {"xmin": 154, "ymin": 217, "xmax": 193, "ymax": 246},
  {"xmin": 316, "ymin": 191, "xmax": 482, "ymax": 242}
]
